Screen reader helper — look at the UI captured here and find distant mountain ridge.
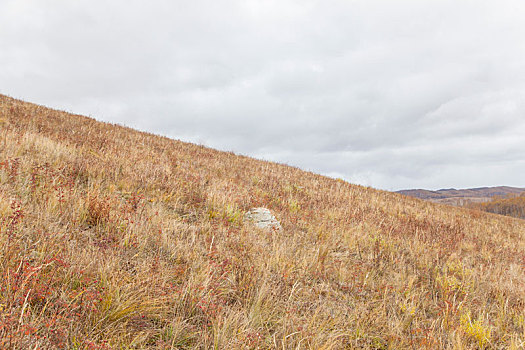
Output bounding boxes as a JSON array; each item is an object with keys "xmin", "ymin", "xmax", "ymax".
[{"xmin": 397, "ymin": 186, "xmax": 525, "ymax": 206}]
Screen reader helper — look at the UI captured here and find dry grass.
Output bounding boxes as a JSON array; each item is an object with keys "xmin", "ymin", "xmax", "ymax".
[{"xmin": 1, "ymin": 94, "xmax": 525, "ymax": 349}]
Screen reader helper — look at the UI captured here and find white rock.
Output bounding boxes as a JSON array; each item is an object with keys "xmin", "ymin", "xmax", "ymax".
[{"xmin": 244, "ymin": 207, "xmax": 281, "ymax": 231}]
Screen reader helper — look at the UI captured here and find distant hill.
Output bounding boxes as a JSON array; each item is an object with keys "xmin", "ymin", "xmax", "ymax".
[{"xmin": 397, "ymin": 186, "xmax": 525, "ymax": 206}]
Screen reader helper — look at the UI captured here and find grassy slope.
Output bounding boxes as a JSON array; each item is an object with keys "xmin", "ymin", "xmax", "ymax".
[{"xmin": 1, "ymin": 94, "xmax": 525, "ymax": 349}]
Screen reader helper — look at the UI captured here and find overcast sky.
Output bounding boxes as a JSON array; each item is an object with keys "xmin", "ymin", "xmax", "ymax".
[{"xmin": 2, "ymin": 0, "xmax": 525, "ymax": 190}]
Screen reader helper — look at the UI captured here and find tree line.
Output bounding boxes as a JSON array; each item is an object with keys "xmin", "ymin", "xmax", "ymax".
[{"xmin": 468, "ymin": 193, "xmax": 525, "ymax": 219}]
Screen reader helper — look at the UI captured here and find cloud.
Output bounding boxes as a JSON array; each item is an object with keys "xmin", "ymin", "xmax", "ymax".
[{"xmin": 2, "ymin": 0, "xmax": 525, "ymax": 190}]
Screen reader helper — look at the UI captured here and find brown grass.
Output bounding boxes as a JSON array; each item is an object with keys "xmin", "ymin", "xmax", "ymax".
[{"xmin": 1, "ymin": 94, "xmax": 525, "ymax": 349}]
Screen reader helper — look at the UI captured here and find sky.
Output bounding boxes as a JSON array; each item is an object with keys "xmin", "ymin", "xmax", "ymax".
[{"xmin": 2, "ymin": 0, "xmax": 525, "ymax": 191}]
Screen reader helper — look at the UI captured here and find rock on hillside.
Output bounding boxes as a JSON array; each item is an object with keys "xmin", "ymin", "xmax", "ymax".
[{"xmin": 244, "ymin": 207, "xmax": 281, "ymax": 231}]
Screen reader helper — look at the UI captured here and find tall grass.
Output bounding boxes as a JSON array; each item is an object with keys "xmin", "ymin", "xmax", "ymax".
[{"xmin": 1, "ymin": 94, "xmax": 525, "ymax": 349}]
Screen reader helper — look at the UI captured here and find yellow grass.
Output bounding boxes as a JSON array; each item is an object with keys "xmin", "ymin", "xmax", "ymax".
[{"xmin": 1, "ymin": 93, "xmax": 525, "ymax": 349}]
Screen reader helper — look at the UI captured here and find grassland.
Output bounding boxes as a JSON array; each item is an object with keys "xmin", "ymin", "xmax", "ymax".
[{"xmin": 1, "ymin": 94, "xmax": 525, "ymax": 349}]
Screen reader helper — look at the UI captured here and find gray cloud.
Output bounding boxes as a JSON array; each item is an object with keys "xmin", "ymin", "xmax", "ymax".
[{"xmin": 2, "ymin": 0, "xmax": 525, "ymax": 190}]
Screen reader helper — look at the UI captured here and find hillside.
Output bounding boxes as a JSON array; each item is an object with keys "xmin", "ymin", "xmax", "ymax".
[
  {"xmin": 1, "ymin": 94, "xmax": 525, "ymax": 349},
  {"xmin": 397, "ymin": 187, "xmax": 525, "ymax": 206}
]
